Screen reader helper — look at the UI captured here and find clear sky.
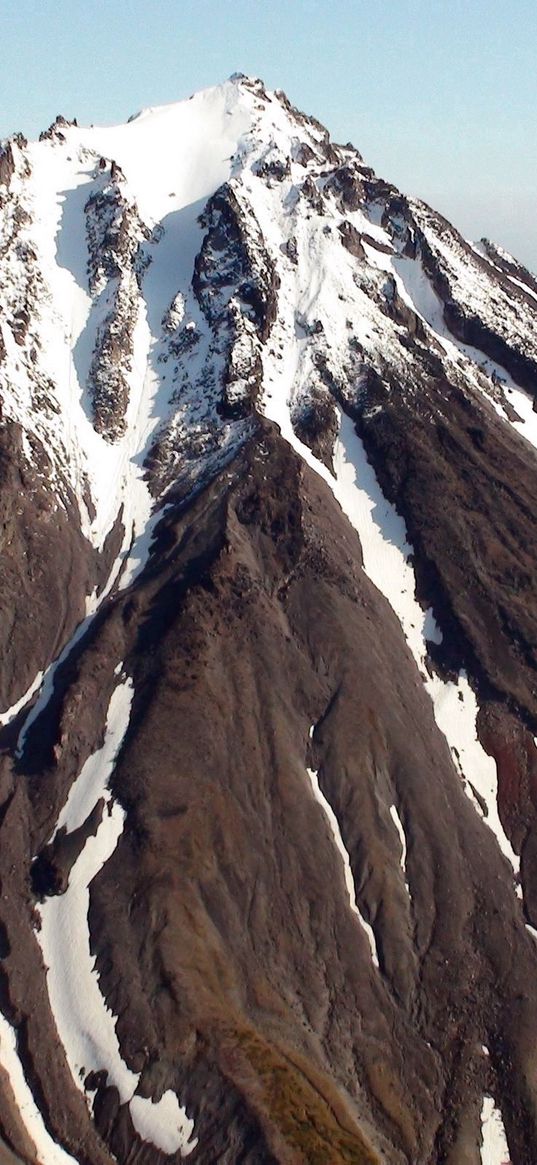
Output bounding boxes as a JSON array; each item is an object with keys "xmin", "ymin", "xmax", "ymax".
[{"xmin": 2, "ymin": 0, "xmax": 536, "ymax": 270}]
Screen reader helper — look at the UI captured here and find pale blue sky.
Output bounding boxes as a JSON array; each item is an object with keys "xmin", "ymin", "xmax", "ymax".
[{"xmin": 2, "ymin": 0, "xmax": 536, "ymax": 269}]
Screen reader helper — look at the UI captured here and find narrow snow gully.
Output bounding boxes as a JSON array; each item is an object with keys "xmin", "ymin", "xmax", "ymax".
[
  {"xmin": 263, "ymin": 385, "xmax": 520, "ymax": 888},
  {"xmin": 1, "ymin": 80, "xmax": 265, "ymax": 738},
  {"xmin": 37, "ymin": 677, "xmax": 197, "ymax": 1158},
  {"xmin": 306, "ymin": 763, "xmax": 379, "ymax": 967},
  {"xmin": 385, "ymin": 243, "xmax": 537, "ymax": 458},
  {"xmin": 0, "ymin": 1011, "xmax": 78, "ymax": 1165},
  {"xmin": 389, "ymin": 805, "xmax": 410, "ymax": 898},
  {"xmin": 332, "ymin": 415, "xmax": 519, "ymax": 877},
  {"xmin": 20, "ymin": 77, "xmax": 257, "ymax": 564}
]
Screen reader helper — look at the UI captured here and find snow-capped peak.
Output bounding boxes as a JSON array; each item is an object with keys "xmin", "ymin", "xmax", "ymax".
[{"xmin": 3, "ymin": 75, "xmax": 537, "ymax": 1165}]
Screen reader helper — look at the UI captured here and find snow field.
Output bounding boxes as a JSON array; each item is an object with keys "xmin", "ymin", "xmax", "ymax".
[
  {"xmin": 4, "ymin": 79, "xmax": 260, "ymax": 585},
  {"xmin": 1, "ymin": 82, "xmax": 266, "ymax": 747}
]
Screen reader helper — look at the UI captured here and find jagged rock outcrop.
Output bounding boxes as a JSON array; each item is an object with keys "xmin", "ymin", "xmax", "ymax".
[{"xmin": 84, "ymin": 168, "xmax": 152, "ymax": 439}]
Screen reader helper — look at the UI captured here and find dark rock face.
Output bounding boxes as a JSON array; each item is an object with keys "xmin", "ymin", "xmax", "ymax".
[
  {"xmin": 193, "ymin": 183, "xmax": 279, "ymax": 420},
  {"xmin": 38, "ymin": 115, "xmax": 78, "ymax": 143},
  {"xmin": 0, "ymin": 145, "xmax": 15, "ymax": 189},
  {"xmin": 85, "ymin": 172, "xmax": 152, "ymax": 440},
  {"xmin": 3, "ymin": 75, "xmax": 537, "ymax": 1165},
  {"xmin": 0, "ymin": 420, "xmax": 96, "ymax": 713},
  {"xmin": 350, "ymin": 373, "xmax": 537, "ymax": 724},
  {"xmin": 379, "ymin": 193, "xmax": 537, "ymax": 398},
  {"xmin": 339, "ymin": 220, "xmax": 366, "ymax": 259},
  {"xmin": 194, "ymin": 184, "xmax": 279, "ymax": 343},
  {"xmin": 325, "ymin": 164, "xmax": 364, "ymax": 212},
  {"xmin": 291, "ymin": 388, "xmax": 338, "ymax": 469}
]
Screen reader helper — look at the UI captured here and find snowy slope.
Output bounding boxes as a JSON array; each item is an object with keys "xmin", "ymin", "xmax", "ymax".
[{"xmin": 2, "ymin": 72, "xmax": 535, "ymax": 615}]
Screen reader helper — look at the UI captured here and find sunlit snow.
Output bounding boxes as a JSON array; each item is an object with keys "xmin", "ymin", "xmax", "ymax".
[
  {"xmin": 37, "ymin": 679, "xmax": 196, "ymax": 1156},
  {"xmin": 0, "ymin": 1011, "xmax": 77, "ymax": 1164},
  {"xmin": 480, "ymin": 1096, "xmax": 511, "ymax": 1165},
  {"xmin": 389, "ymin": 804, "xmax": 410, "ymax": 896},
  {"xmin": 307, "ymin": 765, "xmax": 379, "ymax": 967}
]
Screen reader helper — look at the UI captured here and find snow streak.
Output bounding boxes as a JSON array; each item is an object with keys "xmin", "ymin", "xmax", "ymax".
[
  {"xmin": 306, "ymin": 766, "xmax": 379, "ymax": 967},
  {"xmin": 37, "ymin": 678, "xmax": 196, "ymax": 1157}
]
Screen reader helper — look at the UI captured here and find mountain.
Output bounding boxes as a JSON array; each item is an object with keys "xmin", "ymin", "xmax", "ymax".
[{"xmin": 0, "ymin": 72, "xmax": 536, "ymax": 1164}]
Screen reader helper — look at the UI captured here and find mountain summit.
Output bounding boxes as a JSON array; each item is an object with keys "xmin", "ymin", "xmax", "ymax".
[{"xmin": 0, "ymin": 75, "xmax": 536, "ymax": 1164}]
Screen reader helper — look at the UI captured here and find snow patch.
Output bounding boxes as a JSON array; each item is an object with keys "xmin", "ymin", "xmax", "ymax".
[
  {"xmin": 306, "ymin": 765, "xmax": 379, "ymax": 967},
  {"xmin": 332, "ymin": 414, "xmax": 519, "ymax": 875},
  {"xmin": 0, "ymin": 669, "xmax": 44, "ymax": 728},
  {"xmin": 480, "ymin": 1096, "xmax": 510, "ymax": 1164},
  {"xmin": 37, "ymin": 679, "xmax": 196, "ymax": 1157},
  {"xmin": 389, "ymin": 804, "xmax": 410, "ymax": 896},
  {"xmin": 52, "ymin": 677, "xmax": 133, "ymax": 838},
  {"xmin": 427, "ymin": 671, "xmax": 518, "ymax": 871},
  {"xmin": 17, "ymin": 611, "xmax": 99, "ymax": 759},
  {"xmin": 0, "ymin": 1010, "xmax": 77, "ymax": 1164},
  {"xmin": 263, "ymin": 371, "xmax": 518, "ymax": 877}
]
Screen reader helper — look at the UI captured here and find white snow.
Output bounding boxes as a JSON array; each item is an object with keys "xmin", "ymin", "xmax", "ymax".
[
  {"xmin": 331, "ymin": 414, "xmax": 519, "ymax": 874},
  {"xmin": 236, "ymin": 146, "xmax": 528, "ymax": 887},
  {"xmin": 37, "ymin": 678, "xmax": 196, "ymax": 1157},
  {"xmin": 3, "ymin": 70, "xmax": 536, "ymax": 1159},
  {"xmin": 169, "ymin": 92, "xmax": 524, "ymax": 886},
  {"xmin": 246, "ymin": 150, "xmax": 519, "ymax": 876},
  {"xmin": 52, "ymin": 676, "xmax": 133, "ymax": 838},
  {"xmin": 0, "ymin": 77, "xmax": 261, "ymax": 630},
  {"xmin": 76, "ymin": 84, "xmax": 253, "ymax": 226},
  {"xmin": 27, "ymin": 157, "xmax": 168, "ymax": 567},
  {"xmin": 0, "ymin": 669, "xmax": 44, "ymax": 727},
  {"xmin": 502, "ymin": 379, "xmax": 537, "ymax": 452},
  {"xmin": 409, "ymin": 198, "xmax": 537, "ymax": 374},
  {"xmin": 0, "ymin": 1010, "xmax": 77, "ymax": 1164},
  {"xmin": 129, "ymin": 1092, "xmax": 195, "ymax": 1156},
  {"xmin": 480, "ymin": 1096, "xmax": 511, "ymax": 1164},
  {"xmin": 389, "ymin": 804, "xmax": 410, "ymax": 895},
  {"xmin": 306, "ymin": 766, "xmax": 379, "ymax": 967},
  {"xmin": 262, "ymin": 353, "xmax": 517, "ymax": 875},
  {"xmin": 16, "ymin": 611, "xmax": 99, "ymax": 759}
]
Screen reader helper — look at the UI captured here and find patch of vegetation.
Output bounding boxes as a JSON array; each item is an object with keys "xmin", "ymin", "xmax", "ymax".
[{"xmin": 234, "ymin": 1027, "xmax": 381, "ymax": 1165}]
